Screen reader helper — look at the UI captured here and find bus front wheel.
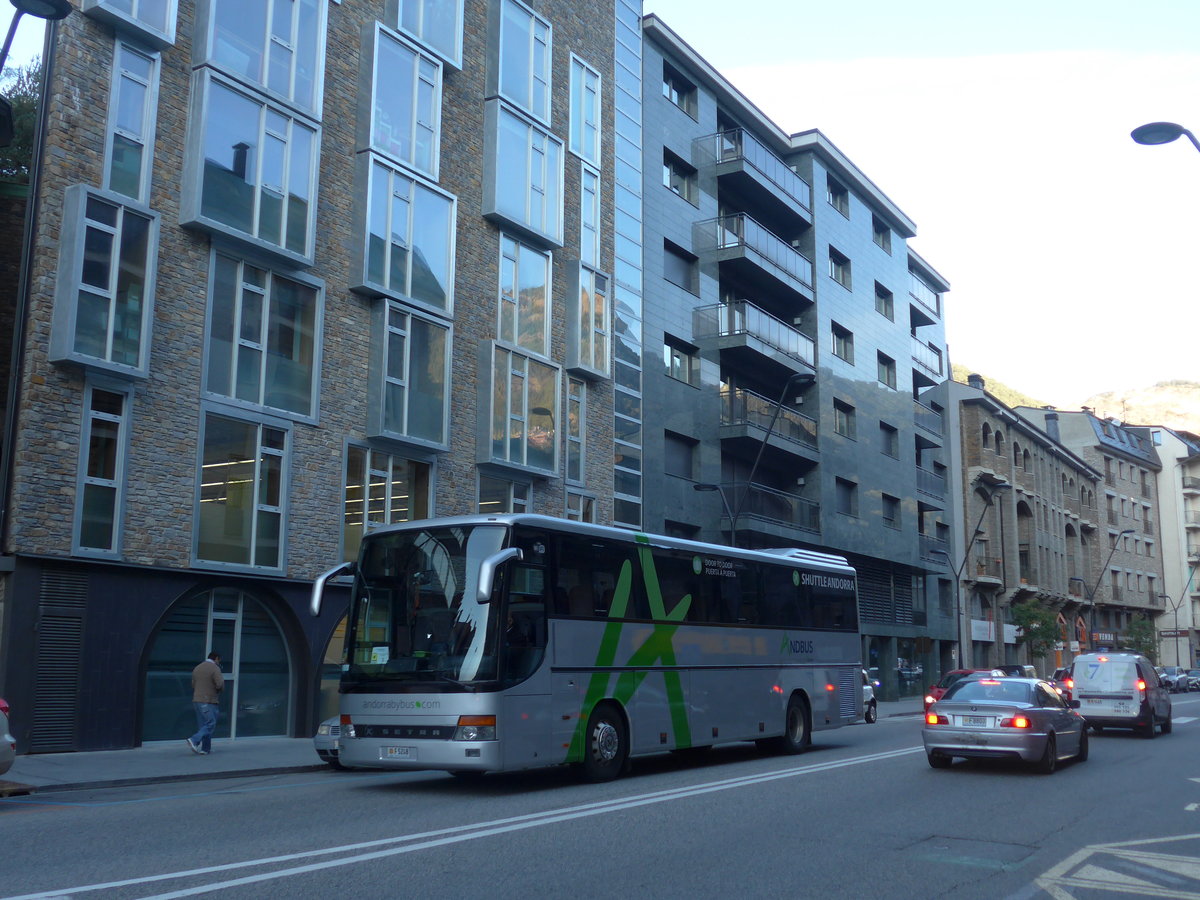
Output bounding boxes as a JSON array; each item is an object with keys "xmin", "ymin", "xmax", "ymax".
[{"xmin": 580, "ymin": 703, "xmax": 629, "ymax": 782}]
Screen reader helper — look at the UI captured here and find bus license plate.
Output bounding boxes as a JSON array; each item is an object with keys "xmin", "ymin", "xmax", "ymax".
[
  {"xmin": 383, "ymin": 746, "xmax": 416, "ymax": 760},
  {"xmin": 962, "ymin": 716, "xmax": 989, "ymax": 727}
]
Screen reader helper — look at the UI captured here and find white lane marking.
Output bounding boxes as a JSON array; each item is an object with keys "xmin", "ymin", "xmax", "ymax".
[
  {"xmin": 3, "ymin": 746, "xmax": 924, "ymax": 900},
  {"xmin": 1186, "ymin": 804, "xmax": 1199, "ymax": 812},
  {"xmin": 1176, "ymin": 717, "xmax": 1198, "ymax": 725}
]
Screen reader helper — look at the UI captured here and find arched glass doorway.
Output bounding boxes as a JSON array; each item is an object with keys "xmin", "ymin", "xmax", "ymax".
[{"xmin": 143, "ymin": 587, "xmax": 292, "ymax": 742}]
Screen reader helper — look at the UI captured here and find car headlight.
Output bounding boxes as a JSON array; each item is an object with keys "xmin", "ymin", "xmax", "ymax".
[{"xmin": 317, "ymin": 723, "xmax": 332, "ymax": 736}]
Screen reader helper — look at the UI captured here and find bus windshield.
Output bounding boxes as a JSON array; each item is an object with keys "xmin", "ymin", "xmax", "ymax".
[{"xmin": 346, "ymin": 524, "xmax": 508, "ymax": 689}]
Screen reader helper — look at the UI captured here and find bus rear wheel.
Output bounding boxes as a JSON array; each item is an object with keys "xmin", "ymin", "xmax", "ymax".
[
  {"xmin": 580, "ymin": 703, "xmax": 629, "ymax": 782},
  {"xmin": 778, "ymin": 694, "xmax": 812, "ymax": 754}
]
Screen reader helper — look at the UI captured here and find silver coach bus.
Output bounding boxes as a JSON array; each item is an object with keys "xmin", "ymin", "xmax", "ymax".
[{"xmin": 310, "ymin": 514, "xmax": 860, "ymax": 781}]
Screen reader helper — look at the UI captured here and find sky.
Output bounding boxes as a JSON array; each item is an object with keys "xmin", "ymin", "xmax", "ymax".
[{"xmin": 3, "ymin": 2, "xmax": 1197, "ymax": 409}]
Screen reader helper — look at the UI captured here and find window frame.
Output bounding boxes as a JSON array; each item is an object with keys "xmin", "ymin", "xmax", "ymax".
[
  {"xmin": 495, "ymin": 0, "xmax": 552, "ymax": 125},
  {"xmin": 663, "ymin": 336, "xmax": 699, "ymax": 387},
  {"xmin": 499, "ymin": 233, "xmax": 552, "ymax": 357},
  {"xmin": 877, "ymin": 351, "xmax": 897, "ymax": 389},
  {"xmin": 879, "ymin": 421, "xmax": 900, "ymax": 458},
  {"xmin": 483, "ymin": 344, "xmax": 562, "ymax": 475},
  {"xmin": 341, "ymin": 442, "xmax": 434, "ymax": 562},
  {"xmin": 483, "ymin": 99, "xmax": 565, "ymax": 247},
  {"xmin": 874, "ymin": 282, "xmax": 894, "ymax": 320},
  {"xmin": 566, "ymin": 377, "xmax": 586, "ymax": 484},
  {"xmin": 834, "ymin": 398, "xmax": 856, "ymax": 440},
  {"xmin": 568, "ymin": 264, "xmax": 610, "ymax": 379},
  {"xmin": 663, "ymin": 240, "xmax": 698, "ymax": 294},
  {"xmin": 831, "ymin": 321, "xmax": 854, "ymax": 365},
  {"xmin": 872, "ymin": 215, "xmax": 892, "ymax": 253},
  {"xmin": 836, "ymin": 476, "xmax": 859, "ymax": 517},
  {"xmin": 580, "ymin": 162, "xmax": 601, "ymax": 268},
  {"xmin": 662, "ymin": 148, "xmax": 698, "ymax": 205},
  {"xmin": 361, "ymin": 22, "xmax": 443, "ymax": 180},
  {"xmin": 827, "ymin": 178, "xmax": 849, "ymax": 217},
  {"xmin": 367, "ymin": 299, "xmax": 451, "ymax": 448},
  {"xmin": 390, "ymin": 0, "xmax": 464, "ymax": 68},
  {"xmin": 565, "ymin": 490, "xmax": 596, "ymax": 522},
  {"xmin": 828, "ymin": 245, "xmax": 851, "ymax": 289},
  {"xmin": 73, "ymin": 380, "xmax": 134, "ymax": 558},
  {"xmin": 104, "ymin": 41, "xmax": 161, "ymax": 203},
  {"xmin": 569, "ymin": 54, "xmax": 601, "ymax": 166},
  {"xmin": 82, "ymin": 0, "xmax": 178, "ymax": 49},
  {"xmin": 478, "ymin": 473, "xmax": 531, "ymax": 514},
  {"xmin": 661, "ymin": 60, "xmax": 697, "ymax": 118}
]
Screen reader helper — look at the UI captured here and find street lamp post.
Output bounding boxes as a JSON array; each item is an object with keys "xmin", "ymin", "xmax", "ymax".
[
  {"xmin": 693, "ymin": 482, "xmax": 735, "ymax": 547},
  {"xmin": 1072, "ymin": 528, "xmax": 1135, "ymax": 651},
  {"xmin": 1159, "ymin": 594, "xmax": 1185, "ymax": 668},
  {"xmin": 0, "ymin": 0, "xmax": 73, "ymax": 146},
  {"xmin": 1131, "ymin": 122, "xmax": 1200, "ymax": 154}
]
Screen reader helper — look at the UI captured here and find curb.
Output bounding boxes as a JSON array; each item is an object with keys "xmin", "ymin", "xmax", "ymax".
[{"xmin": 5, "ymin": 763, "xmax": 327, "ymax": 795}]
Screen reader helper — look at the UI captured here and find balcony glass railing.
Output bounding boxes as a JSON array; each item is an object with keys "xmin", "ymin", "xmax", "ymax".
[
  {"xmin": 706, "ymin": 213, "xmax": 814, "ymax": 289},
  {"xmin": 1182, "ymin": 476, "xmax": 1200, "ymax": 492},
  {"xmin": 910, "ymin": 336, "xmax": 943, "ymax": 375},
  {"xmin": 916, "ymin": 466, "xmax": 945, "ymax": 496},
  {"xmin": 724, "ymin": 482, "xmax": 819, "ymax": 533},
  {"xmin": 1186, "ymin": 510, "xmax": 1200, "ymax": 526},
  {"xmin": 919, "ymin": 533, "xmax": 947, "ymax": 560},
  {"xmin": 697, "ymin": 300, "xmax": 816, "ymax": 366},
  {"xmin": 909, "ymin": 272, "xmax": 941, "ymax": 317},
  {"xmin": 721, "ymin": 388, "xmax": 818, "ymax": 449},
  {"xmin": 913, "ymin": 399, "xmax": 943, "ymax": 435},
  {"xmin": 709, "ymin": 129, "xmax": 812, "ymax": 211}
]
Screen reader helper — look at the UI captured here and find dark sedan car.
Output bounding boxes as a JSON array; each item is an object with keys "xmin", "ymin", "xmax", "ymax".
[{"xmin": 923, "ymin": 677, "xmax": 1088, "ymax": 774}]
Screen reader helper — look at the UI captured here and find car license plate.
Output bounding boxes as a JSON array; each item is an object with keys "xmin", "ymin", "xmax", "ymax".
[
  {"xmin": 962, "ymin": 716, "xmax": 990, "ymax": 727},
  {"xmin": 383, "ymin": 746, "xmax": 416, "ymax": 760}
]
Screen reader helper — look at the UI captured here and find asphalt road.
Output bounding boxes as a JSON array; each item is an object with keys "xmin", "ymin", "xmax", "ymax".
[{"xmin": 4, "ymin": 697, "xmax": 1200, "ymax": 899}]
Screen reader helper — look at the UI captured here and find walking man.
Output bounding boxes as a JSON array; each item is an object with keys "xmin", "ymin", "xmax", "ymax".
[{"xmin": 187, "ymin": 651, "xmax": 223, "ymax": 755}]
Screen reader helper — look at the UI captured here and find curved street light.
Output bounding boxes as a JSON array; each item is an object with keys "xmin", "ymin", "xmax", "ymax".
[
  {"xmin": 0, "ymin": 0, "xmax": 73, "ymax": 147},
  {"xmin": 1130, "ymin": 121, "xmax": 1200, "ymax": 154}
]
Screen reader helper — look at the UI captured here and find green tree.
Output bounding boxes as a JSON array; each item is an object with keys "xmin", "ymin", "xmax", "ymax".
[
  {"xmin": 1124, "ymin": 617, "xmax": 1158, "ymax": 661},
  {"xmin": 0, "ymin": 57, "xmax": 43, "ymax": 183},
  {"xmin": 1012, "ymin": 601, "xmax": 1059, "ymax": 664}
]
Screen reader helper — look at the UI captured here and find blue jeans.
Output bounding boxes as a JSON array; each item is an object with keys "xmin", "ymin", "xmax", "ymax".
[{"xmin": 190, "ymin": 702, "xmax": 219, "ymax": 753}]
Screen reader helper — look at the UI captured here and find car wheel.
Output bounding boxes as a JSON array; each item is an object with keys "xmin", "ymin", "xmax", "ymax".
[
  {"xmin": 865, "ymin": 700, "xmax": 877, "ymax": 724},
  {"xmin": 580, "ymin": 703, "xmax": 629, "ymax": 782},
  {"xmin": 1036, "ymin": 732, "xmax": 1058, "ymax": 774},
  {"xmin": 1075, "ymin": 727, "xmax": 1089, "ymax": 763},
  {"xmin": 927, "ymin": 751, "xmax": 952, "ymax": 769},
  {"xmin": 1162, "ymin": 711, "xmax": 1173, "ymax": 734},
  {"xmin": 1143, "ymin": 711, "xmax": 1157, "ymax": 739}
]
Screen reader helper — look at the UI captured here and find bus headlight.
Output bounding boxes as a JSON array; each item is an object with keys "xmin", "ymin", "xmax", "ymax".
[{"xmin": 453, "ymin": 715, "xmax": 497, "ymax": 741}]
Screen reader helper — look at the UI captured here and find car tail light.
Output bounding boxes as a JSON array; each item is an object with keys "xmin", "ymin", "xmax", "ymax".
[
  {"xmin": 925, "ymin": 712, "xmax": 947, "ymax": 725},
  {"xmin": 1065, "ymin": 677, "xmax": 1074, "ymax": 690},
  {"xmin": 1000, "ymin": 716, "xmax": 1031, "ymax": 728},
  {"xmin": 1136, "ymin": 679, "xmax": 1147, "ymax": 696}
]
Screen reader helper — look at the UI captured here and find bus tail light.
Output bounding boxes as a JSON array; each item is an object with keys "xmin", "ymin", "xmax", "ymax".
[
  {"xmin": 825, "ymin": 683, "xmax": 836, "ymax": 692},
  {"xmin": 454, "ymin": 715, "xmax": 497, "ymax": 741}
]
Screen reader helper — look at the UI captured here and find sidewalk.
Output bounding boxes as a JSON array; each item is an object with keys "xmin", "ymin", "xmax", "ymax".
[{"xmin": 0, "ymin": 696, "xmax": 926, "ymax": 796}]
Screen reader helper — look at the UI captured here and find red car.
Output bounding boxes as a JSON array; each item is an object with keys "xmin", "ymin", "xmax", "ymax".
[{"xmin": 923, "ymin": 669, "xmax": 1002, "ymax": 711}]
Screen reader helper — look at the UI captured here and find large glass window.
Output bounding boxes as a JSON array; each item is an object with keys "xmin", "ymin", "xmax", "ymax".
[
  {"xmin": 498, "ymin": 0, "xmax": 550, "ymax": 122},
  {"xmin": 569, "ymin": 55, "xmax": 600, "ymax": 165},
  {"xmin": 367, "ymin": 26, "xmax": 441, "ymax": 178},
  {"xmin": 396, "ymin": 0, "xmax": 463, "ymax": 67},
  {"xmin": 566, "ymin": 377, "xmax": 585, "ymax": 483},
  {"xmin": 359, "ymin": 156, "xmax": 454, "ymax": 311},
  {"xmin": 580, "ymin": 163, "xmax": 600, "ymax": 268},
  {"xmin": 202, "ymin": 0, "xmax": 323, "ymax": 113},
  {"xmin": 197, "ymin": 413, "xmax": 288, "ymax": 569},
  {"xmin": 499, "ymin": 234, "xmax": 550, "ymax": 355},
  {"xmin": 82, "ymin": 0, "xmax": 177, "ymax": 49},
  {"xmin": 106, "ymin": 43, "xmax": 159, "ymax": 202},
  {"xmin": 485, "ymin": 99, "xmax": 563, "ymax": 246},
  {"xmin": 571, "ymin": 265, "xmax": 609, "ymax": 376},
  {"xmin": 490, "ymin": 346, "xmax": 558, "ymax": 472},
  {"xmin": 478, "ymin": 475, "xmax": 530, "ymax": 514},
  {"xmin": 75, "ymin": 384, "xmax": 130, "ymax": 556},
  {"xmin": 206, "ymin": 254, "xmax": 319, "ymax": 418},
  {"xmin": 50, "ymin": 186, "xmax": 158, "ymax": 377},
  {"xmin": 372, "ymin": 301, "xmax": 448, "ymax": 444},
  {"xmin": 190, "ymin": 73, "xmax": 318, "ymax": 261},
  {"xmin": 342, "ymin": 446, "xmax": 431, "ymax": 562}
]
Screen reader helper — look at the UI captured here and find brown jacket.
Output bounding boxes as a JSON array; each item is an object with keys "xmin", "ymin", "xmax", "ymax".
[{"xmin": 191, "ymin": 659, "xmax": 224, "ymax": 705}]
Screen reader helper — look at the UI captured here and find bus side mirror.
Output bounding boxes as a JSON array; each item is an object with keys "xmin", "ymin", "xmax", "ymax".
[
  {"xmin": 311, "ymin": 562, "xmax": 355, "ymax": 616},
  {"xmin": 477, "ymin": 547, "xmax": 523, "ymax": 604}
]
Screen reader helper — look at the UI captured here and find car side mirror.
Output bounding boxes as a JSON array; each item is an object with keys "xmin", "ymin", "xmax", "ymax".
[{"xmin": 1068, "ymin": 700, "xmax": 1081, "ymax": 709}]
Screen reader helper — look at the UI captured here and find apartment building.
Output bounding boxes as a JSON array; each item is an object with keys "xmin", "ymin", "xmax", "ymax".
[
  {"xmin": 638, "ymin": 17, "xmax": 955, "ymax": 699},
  {"xmin": 1017, "ymin": 407, "xmax": 1167, "ymax": 655},
  {"xmin": 942, "ymin": 377, "xmax": 1103, "ymax": 671},
  {"xmin": 0, "ymin": 0, "xmax": 636, "ymax": 751}
]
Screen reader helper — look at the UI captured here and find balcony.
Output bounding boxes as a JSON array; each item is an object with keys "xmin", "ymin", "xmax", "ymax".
[
  {"xmin": 1185, "ymin": 510, "xmax": 1200, "ymax": 529},
  {"xmin": 1189, "ymin": 543, "xmax": 1200, "ymax": 561},
  {"xmin": 694, "ymin": 301, "xmax": 816, "ymax": 376},
  {"xmin": 726, "ymin": 482, "xmax": 821, "ymax": 541},
  {"xmin": 915, "ymin": 466, "xmax": 945, "ymax": 498},
  {"xmin": 697, "ymin": 213, "xmax": 814, "ymax": 302},
  {"xmin": 1182, "ymin": 476, "xmax": 1200, "ymax": 494},
  {"xmin": 702, "ymin": 129, "xmax": 812, "ymax": 226},
  {"xmin": 919, "ymin": 532, "xmax": 947, "ymax": 561},
  {"xmin": 910, "ymin": 336, "xmax": 943, "ymax": 377},
  {"xmin": 720, "ymin": 388, "xmax": 819, "ymax": 462},
  {"xmin": 909, "ymin": 272, "xmax": 942, "ymax": 318},
  {"xmin": 913, "ymin": 399, "xmax": 944, "ymax": 437},
  {"xmin": 973, "ymin": 556, "xmax": 1003, "ymax": 585}
]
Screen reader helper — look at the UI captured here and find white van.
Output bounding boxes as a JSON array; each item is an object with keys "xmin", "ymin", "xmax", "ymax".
[{"xmin": 1071, "ymin": 652, "xmax": 1171, "ymax": 737}]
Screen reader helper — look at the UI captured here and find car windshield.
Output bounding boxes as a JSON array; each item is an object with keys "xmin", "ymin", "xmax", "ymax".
[{"xmin": 943, "ymin": 680, "xmax": 1033, "ymax": 704}]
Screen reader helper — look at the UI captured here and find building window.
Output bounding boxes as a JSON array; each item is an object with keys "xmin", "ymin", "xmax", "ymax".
[
  {"xmin": 566, "ymin": 377, "xmax": 585, "ymax": 483},
  {"xmin": 580, "ymin": 163, "xmax": 600, "ymax": 268},
  {"xmin": 836, "ymin": 477, "xmax": 858, "ymax": 517},
  {"xmin": 827, "ymin": 178, "xmax": 849, "ymax": 217},
  {"xmin": 661, "ymin": 61, "xmax": 696, "ymax": 117},
  {"xmin": 879, "ymin": 421, "xmax": 899, "ymax": 458},
  {"xmin": 570, "ymin": 265, "xmax": 609, "ymax": 377},
  {"xmin": 663, "ymin": 241, "xmax": 697, "ymax": 294},
  {"xmin": 198, "ymin": 0, "xmax": 325, "ymax": 114},
  {"xmin": 370, "ymin": 301, "xmax": 449, "ymax": 445},
  {"xmin": 356, "ymin": 155, "xmax": 454, "ymax": 312},
  {"xmin": 75, "ymin": 383, "xmax": 131, "ymax": 556},
  {"xmin": 106, "ymin": 42, "xmax": 159, "ymax": 202},
  {"xmin": 490, "ymin": 346, "xmax": 559, "ymax": 472},
  {"xmin": 342, "ymin": 445, "xmax": 431, "ymax": 562},
  {"xmin": 664, "ymin": 336, "xmax": 699, "ymax": 386},
  {"xmin": 365, "ymin": 25, "xmax": 441, "ymax": 178},
  {"xmin": 662, "ymin": 149, "xmax": 697, "ymax": 204},
  {"xmin": 663, "ymin": 431, "xmax": 696, "ymax": 479},
  {"xmin": 831, "ymin": 321, "xmax": 854, "ymax": 364},
  {"xmin": 82, "ymin": 0, "xmax": 177, "ymax": 49},
  {"xmin": 569, "ymin": 55, "xmax": 601, "ymax": 165},
  {"xmin": 882, "ymin": 493, "xmax": 900, "ymax": 528},
  {"xmin": 874, "ymin": 282, "xmax": 893, "ymax": 320},
  {"xmin": 877, "ymin": 351, "xmax": 897, "ymax": 389},
  {"xmin": 478, "ymin": 475, "xmax": 530, "ymax": 514},
  {"xmin": 50, "ymin": 186, "xmax": 159, "ymax": 377},
  {"xmin": 395, "ymin": 0, "xmax": 463, "ymax": 67},
  {"xmin": 834, "ymin": 399, "xmax": 856, "ymax": 440},
  {"xmin": 205, "ymin": 253, "xmax": 320, "ymax": 418},
  {"xmin": 566, "ymin": 491, "xmax": 595, "ymax": 522},
  {"xmin": 500, "ymin": 234, "xmax": 550, "ymax": 356},
  {"xmin": 186, "ymin": 71, "xmax": 318, "ymax": 262},
  {"xmin": 828, "ymin": 246, "xmax": 851, "ymax": 289},
  {"xmin": 196, "ymin": 412, "xmax": 288, "ymax": 570},
  {"xmin": 497, "ymin": 0, "xmax": 551, "ymax": 122},
  {"xmin": 484, "ymin": 99, "xmax": 564, "ymax": 246},
  {"xmin": 872, "ymin": 215, "xmax": 891, "ymax": 252}
]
